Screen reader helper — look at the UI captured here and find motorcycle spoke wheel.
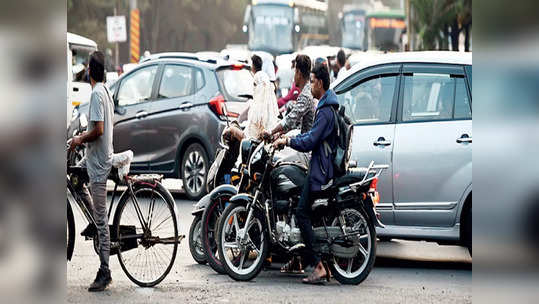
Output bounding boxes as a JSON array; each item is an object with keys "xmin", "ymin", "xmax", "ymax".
[
  {"xmin": 220, "ymin": 206, "xmax": 265, "ymax": 276},
  {"xmin": 331, "ymin": 208, "xmax": 371, "ymax": 279}
]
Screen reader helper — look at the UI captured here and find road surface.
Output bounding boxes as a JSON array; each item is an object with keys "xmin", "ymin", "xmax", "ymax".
[{"xmin": 67, "ymin": 192, "xmax": 472, "ymax": 304}]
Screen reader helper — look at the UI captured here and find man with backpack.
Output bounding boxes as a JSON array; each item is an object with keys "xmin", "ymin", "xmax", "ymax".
[{"xmin": 273, "ymin": 63, "xmax": 342, "ymax": 284}]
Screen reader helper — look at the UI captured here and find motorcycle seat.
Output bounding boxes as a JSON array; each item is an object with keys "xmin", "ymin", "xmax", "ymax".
[{"xmin": 334, "ymin": 168, "xmax": 369, "ymax": 188}]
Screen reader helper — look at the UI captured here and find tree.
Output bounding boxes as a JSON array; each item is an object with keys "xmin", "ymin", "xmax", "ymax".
[
  {"xmin": 411, "ymin": 0, "xmax": 459, "ymax": 50},
  {"xmin": 410, "ymin": 0, "xmax": 471, "ymax": 51},
  {"xmin": 68, "ymin": 0, "xmax": 250, "ymax": 65}
]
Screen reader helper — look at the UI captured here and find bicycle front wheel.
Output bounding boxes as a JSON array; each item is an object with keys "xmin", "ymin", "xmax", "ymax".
[{"xmin": 113, "ymin": 181, "xmax": 178, "ymax": 287}]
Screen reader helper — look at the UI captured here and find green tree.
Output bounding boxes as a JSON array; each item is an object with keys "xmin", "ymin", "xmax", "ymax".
[{"xmin": 411, "ymin": 0, "xmax": 459, "ymax": 50}]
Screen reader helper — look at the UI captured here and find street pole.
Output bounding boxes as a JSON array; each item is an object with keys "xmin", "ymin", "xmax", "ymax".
[
  {"xmin": 114, "ymin": 2, "xmax": 119, "ymax": 69},
  {"xmin": 129, "ymin": 0, "xmax": 140, "ymax": 63},
  {"xmin": 406, "ymin": 0, "xmax": 411, "ymax": 51}
]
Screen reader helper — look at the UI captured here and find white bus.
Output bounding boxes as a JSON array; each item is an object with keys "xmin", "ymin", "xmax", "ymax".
[{"xmin": 242, "ymin": 0, "xmax": 328, "ymax": 56}]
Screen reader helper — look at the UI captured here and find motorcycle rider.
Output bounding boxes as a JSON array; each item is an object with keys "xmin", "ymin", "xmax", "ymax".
[
  {"xmin": 265, "ymin": 54, "xmax": 314, "ymax": 138},
  {"xmin": 227, "ymin": 54, "xmax": 279, "ymax": 142},
  {"xmin": 273, "ymin": 63, "xmax": 338, "ymax": 284}
]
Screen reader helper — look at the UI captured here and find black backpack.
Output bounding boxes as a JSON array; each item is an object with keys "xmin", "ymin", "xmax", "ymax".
[{"xmin": 323, "ymin": 105, "xmax": 353, "ymax": 177}]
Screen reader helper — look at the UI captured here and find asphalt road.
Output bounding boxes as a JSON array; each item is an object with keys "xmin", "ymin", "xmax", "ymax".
[{"xmin": 67, "ymin": 192, "xmax": 472, "ymax": 304}]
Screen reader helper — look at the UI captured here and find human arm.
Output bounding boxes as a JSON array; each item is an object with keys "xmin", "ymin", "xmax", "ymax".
[{"xmin": 289, "ymin": 109, "xmax": 332, "ymax": 153}]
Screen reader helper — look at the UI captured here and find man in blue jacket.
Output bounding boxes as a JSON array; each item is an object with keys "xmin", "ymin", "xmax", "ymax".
[{"xmin": 273, "ymin": 64, "xmax": 338, "ymax": 284}]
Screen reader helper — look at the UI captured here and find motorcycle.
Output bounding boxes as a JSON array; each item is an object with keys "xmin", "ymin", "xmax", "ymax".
[
  {"xmin": 188, "ymin": 122, "xmax": 243, "ymax": 265},
  {"xmin": 215, "ymin": 140, "xmax": 388, "ymax": 285}
]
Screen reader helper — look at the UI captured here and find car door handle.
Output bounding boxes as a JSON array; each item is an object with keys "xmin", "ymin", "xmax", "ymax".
[
  {"xmin": 373, "ymin": 137, "xmax": 391, "ymax": 146},
  {"xmin": 179, "ymin": 102, "xmax": 193, "ymax": 110},
  {"xmin": 456, "ymin": 134, "xmax": 472, "ymax": 143},
  {"xmin": 135, "ymin": 111, "xmax": 148, "ymax": 119}
]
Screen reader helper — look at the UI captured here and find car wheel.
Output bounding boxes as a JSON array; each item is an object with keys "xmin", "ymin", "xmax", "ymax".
[{"xmin": 181, "ymin": 143, "xmax": 208, "ymax": 201}]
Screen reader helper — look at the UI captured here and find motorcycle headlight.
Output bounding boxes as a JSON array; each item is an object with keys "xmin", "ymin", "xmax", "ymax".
[{"xmin": 248, "ymin": 142, "xmax": 264, "ymax": 175}]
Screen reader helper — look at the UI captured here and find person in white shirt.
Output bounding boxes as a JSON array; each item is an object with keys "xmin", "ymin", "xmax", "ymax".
[{"xmin": 336, "ymin": 49, "xmax": 349, "ymax": 80}]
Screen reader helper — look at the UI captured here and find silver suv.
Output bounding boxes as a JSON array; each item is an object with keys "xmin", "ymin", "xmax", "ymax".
[{"xmin": 332, "ymin": 52, "xmax": 472, "ymax": 254}]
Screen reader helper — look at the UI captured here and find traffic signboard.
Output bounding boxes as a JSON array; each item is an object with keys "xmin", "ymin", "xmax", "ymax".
[{"xmin": 106, "ymin": 16, "xmax": 127, "ymax": 43}]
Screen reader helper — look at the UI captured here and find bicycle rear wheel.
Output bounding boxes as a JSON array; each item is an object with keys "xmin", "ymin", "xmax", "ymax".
[{"xmin": 113, "ymin": 181, "xmax": 179, "ymax": 287}]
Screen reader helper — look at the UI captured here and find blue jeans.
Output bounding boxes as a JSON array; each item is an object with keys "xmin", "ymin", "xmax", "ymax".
[{"xmin": 295, "ymin": 177, "xmax": 321, "ymax": 268}]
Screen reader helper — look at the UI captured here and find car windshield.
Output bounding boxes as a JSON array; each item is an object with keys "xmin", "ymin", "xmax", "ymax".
[
  {"xmin": 249, "ymin": 4, "xmax": 294, "ymax": 54},
  {"xmin": 342, "ymin": 12, "xmax": 365, "ymax": 50},
  {"xmin": 218, "ymin": 68, "xmax": 254, "ymax": 100}
]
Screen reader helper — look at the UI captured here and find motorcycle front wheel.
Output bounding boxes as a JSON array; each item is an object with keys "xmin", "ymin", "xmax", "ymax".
[
  {"xmin": 217, "ymin": 203, "xmax": 269, "ymax": 281},
  {"xmin": 329, "ymin": 207, "xmax": 377, "ymax": 285}
]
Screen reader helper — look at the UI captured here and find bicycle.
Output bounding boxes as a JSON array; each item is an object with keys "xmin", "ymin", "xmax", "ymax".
[{"xmin": 67, "ymin": 155, "xmax": 183, "ymax": 287}]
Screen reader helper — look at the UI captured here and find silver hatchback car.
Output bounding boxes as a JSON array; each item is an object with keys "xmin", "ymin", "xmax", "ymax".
[{"xmin": 332, "ymin": 52, "xmax": 472, "ymax": 254}]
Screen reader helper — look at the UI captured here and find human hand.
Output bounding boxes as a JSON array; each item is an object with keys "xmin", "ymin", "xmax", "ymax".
[
  {"xmin": 261, "ymin": 131, "xmax": 272, "ymax": 142},
  {"xmin": 273, "ymin": 137, "xmax": 287, "ymax": 150},
  {"xmin": 69, "ymin": 136, "xmax": 82, "ymax": 151}
]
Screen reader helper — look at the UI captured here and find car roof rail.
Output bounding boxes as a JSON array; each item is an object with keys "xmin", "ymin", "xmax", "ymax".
[{"xmin": 141, "ymin": 52, "xmax": 218, "ymax": 64}]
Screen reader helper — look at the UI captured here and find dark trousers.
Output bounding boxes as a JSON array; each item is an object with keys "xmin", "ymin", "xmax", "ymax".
[{"xmin": 295, "ymin": 177, "xmax": 321, "ymax": 268}]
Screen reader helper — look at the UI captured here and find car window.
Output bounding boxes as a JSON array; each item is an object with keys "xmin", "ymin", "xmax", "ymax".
[
  {"xmin": 402, "ymin": 73, "xmax": 455, "ymax": 122},
  {"xmin": 337, "ymin": 75, "xmax": 397, "ymax": 125},
  {"xmin": 195, "ymin": 69, "xmax": 205, "ymax": 91},
  {"xmin": 117, "ymin": 65, "xmax": 158, "ymax": 106},
  {"xmin": 158, "ymin": 65, "xmax": 194, "ymax": 99},
  {"xmin": 454, "ymin": 77, "xmax": 471, "ymax": 119},
  {"xmin": 218, "ymin": 69, "xmax": 254, "ymax": 99}
]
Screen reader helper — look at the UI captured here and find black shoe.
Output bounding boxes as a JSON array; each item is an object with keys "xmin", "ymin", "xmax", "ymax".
[
  {"xmin": 81, "ymin": 223, "xmax": 97, "ymax": 238},
  {"xmin": 88, "ymin": 268, "xmax": 112, "ymax": 292}
]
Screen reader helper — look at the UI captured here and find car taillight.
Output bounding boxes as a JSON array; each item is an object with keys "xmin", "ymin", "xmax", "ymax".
[
  {"xmin": 232, "ymin": 64, "xmax": 244, "ymax": 71},
  {"xmin": 209, "ymin": 94, "xmax": 239, "ymax": 118}
]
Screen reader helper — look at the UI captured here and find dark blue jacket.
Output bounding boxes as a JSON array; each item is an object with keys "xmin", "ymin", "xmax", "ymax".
[{"xmin": 290, "ymin": 89, "xmax": 338, "ymax": 191}]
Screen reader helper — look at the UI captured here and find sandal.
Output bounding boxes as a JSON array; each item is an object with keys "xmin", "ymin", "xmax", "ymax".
[
  {"xmin": 301, "ymin": 270, "xmax": 327, "ymax": 285},
  {"xmin": 302, "ymin": 263, "xmax": 329, "ymax": 285},
  {"xmin": 280, "ymin": 257, "xmax": 304, "ymax": 274}
]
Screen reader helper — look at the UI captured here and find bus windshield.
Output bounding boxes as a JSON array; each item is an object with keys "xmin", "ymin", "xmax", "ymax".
[
  {"xmin": 342, "ymin": 11, "xmax": 365, "ymax": 50},
  {"xmin": 249, "ymin": 4, "xmax": 294, "ymax": 54}
]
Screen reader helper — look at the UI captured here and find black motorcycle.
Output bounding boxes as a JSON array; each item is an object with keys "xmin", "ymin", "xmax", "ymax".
[{"xmin": 216, "ymin": 141, "xmax": 388, "ymax": 285}]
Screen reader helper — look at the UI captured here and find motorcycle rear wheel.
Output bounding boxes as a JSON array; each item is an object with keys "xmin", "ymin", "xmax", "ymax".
[{"xmin": 329, "ymin": 207, "xmax": 376, "ymax": 285}]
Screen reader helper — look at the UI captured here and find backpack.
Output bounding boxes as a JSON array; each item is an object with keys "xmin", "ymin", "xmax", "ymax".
[{"xmin": 323, "ymin": 105, "xmax": 353, "ymax": 177}]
